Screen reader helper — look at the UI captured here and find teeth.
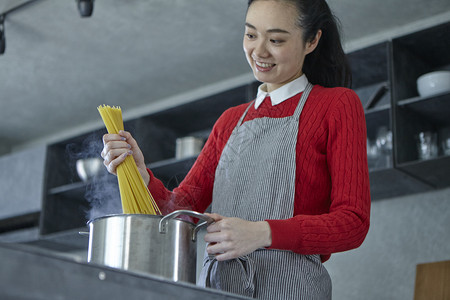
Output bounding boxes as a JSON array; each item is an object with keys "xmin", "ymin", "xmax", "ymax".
[{"xmin": 255, "ymin": 61, "xmax": 274, "ymax": 68}]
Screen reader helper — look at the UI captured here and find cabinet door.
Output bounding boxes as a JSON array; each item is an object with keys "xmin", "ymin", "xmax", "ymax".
[{"xmin": 414, "ymin": 260, "xmax": 450, "ymax": 300}]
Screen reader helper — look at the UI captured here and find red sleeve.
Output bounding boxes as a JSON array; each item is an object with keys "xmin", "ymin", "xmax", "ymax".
[
  {"xmin": 147, "ymin": 106, "xmax": 242, "ymax": 214},
  {"xmin": 266, "ymin": 89, "xmax": 371, "ymax": 258}
]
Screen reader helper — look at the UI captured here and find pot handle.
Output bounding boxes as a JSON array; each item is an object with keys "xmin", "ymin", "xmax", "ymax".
[{"xmin": 159, "ymin": 210, "xmax": 215, "ymax": 241}]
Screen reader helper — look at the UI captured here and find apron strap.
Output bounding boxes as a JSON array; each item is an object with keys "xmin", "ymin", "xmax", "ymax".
[
  {"xmin": 205, "ymin": 256, "xmax": 217, "ymax": 289},
  {"xmin": 236, "ymin": 255, "xmax": 256, "ymax": 295},
  {"xmin": 205, "ymin": 255, "xmax": 256, "ymax": 297},
  {"xmin": 293, "ymin": 82, "xmax": 313, "ymax": 120},
  {"xmin": 237, "ymin": 82, "xmax": 313, "ymax": 127},
  {"xmin": 235, "ymin": 100, "xmax": 254, "ymax": 128}
]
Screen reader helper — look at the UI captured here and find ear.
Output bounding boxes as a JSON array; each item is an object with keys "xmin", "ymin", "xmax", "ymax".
[{"xmin": 305, "ymin": 29, "xmax": 322, "ymax": 55}]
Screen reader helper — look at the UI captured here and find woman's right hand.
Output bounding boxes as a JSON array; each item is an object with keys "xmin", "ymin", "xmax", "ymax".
[{"xmin": 101, "ymin": 130, "xmax": 150, "ymax": 185}]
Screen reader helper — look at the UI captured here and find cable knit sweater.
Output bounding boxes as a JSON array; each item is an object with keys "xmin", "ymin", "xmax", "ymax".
[{"xmin": 148, "ymin": 85, "xmax": 371, "ymax": 262}]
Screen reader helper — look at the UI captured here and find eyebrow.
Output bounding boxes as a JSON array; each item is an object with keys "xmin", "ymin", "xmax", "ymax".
[{"xmin": 245, "ymin": 22, "xmax": 291, "ymax": 34}]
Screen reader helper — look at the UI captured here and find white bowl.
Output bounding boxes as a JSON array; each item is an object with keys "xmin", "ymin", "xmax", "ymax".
[
  {"xmin": 417, "ymin": 71, "xmax": 450, "ymax": 97},
  {"xmin": 76, "ymin": 158, "xmax": 104, "ymax": 182}
]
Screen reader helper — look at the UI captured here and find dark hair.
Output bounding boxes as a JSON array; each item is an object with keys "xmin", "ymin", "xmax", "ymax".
[{"xmin": 247, "ymin": 0, "xmax": 352, "ymax": 88}]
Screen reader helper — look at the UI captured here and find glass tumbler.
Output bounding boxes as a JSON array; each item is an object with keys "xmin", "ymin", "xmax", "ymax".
[
  {"xmin": 439, "ymin": 127, "xmax": 450, "ymax": 156},
  {"xmin": 416, "ymin": 131, "xmax": 438, "ymax": 160}
]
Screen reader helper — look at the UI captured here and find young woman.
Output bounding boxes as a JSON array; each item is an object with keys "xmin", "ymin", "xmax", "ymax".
[{"xmin": 101, "ymin": 0, "xmax": 371, "ymax": 299}]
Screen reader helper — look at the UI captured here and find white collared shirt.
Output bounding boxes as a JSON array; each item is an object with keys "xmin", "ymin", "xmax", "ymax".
[{"xmin": 254, "ymin": 75, "xmax": 309, "ymax": 109}]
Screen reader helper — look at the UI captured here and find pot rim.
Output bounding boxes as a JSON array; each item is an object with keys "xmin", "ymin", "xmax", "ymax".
[{"xmin": 86, "ymin": 213, "xmax": 195, "ymax": 226}]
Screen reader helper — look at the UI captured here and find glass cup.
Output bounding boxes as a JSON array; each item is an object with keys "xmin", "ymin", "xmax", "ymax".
[
  {"xmin": 367, "ymin": 138, "xmax": 379, "ymax": 169},
  {"xmin": 416, "ymin": 131, "xmax": 438, "ymax": 160},
  {"xmin": 439, "ymin": 127, "xmax": 450, "ymax": 156},
  {"xmin": 374, "ymin": 126, "xmax": 393, "ymax": 168}
]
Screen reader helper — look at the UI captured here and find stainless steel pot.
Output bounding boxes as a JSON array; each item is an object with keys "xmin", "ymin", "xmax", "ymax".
[{"xmin": 87, "ymin": 210, "xmax": 214, "ymax": 283}]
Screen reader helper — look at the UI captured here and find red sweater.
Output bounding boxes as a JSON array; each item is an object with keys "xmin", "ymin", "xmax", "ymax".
[{"xmin": 148, "ymin": 85, "xmax": 371, "ymax": 262}]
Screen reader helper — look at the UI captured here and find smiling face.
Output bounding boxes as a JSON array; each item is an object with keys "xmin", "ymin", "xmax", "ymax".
[{"xmin": 243, "ymin": 0, "xmax": 317, "ymax": 92}]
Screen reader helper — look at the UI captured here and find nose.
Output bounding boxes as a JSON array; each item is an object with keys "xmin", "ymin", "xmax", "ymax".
[{"xmin": 253, "ymin": 40, "xmax": 269, "ymax": 58}]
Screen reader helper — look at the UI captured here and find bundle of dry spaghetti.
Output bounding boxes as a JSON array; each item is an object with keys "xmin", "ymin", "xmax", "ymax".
[{"xmin": 98, "ymin": 105, "xmax": 161, "ymax": 215}]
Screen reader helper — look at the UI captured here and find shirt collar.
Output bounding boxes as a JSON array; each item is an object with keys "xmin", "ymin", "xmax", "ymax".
[{"xmin": 254, "ymin": 75, "xmax": 309, "ymax": 109}]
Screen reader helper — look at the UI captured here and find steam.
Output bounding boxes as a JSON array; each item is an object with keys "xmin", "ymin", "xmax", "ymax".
[
  {"xmin": 66, "ymin": 132, "xmax": 121, "ymax": 221},
  {"xmin": 84, "ymin": 171, "xmax": 121, "ymax": 220}
]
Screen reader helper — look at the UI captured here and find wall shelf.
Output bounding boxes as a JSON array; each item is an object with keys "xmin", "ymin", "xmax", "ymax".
[
  {"xmin": 397, "ymin": 92, "xmax": 450, "ymax": 125},
  {"xmin": 397, "ymin": 156, "xmax": 450, "ymax": 188}
]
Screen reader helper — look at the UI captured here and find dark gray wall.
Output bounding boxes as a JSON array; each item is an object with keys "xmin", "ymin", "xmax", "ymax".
[
  {"xmin": 326, "ymin": 187, "xmax": 450, "ymax": 300},
  {"xmin": 0, "ymin": 146, "xmax": 46, "ymax": 219}
]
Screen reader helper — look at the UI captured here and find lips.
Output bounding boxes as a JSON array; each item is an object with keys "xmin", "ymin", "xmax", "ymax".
[{"xmin": 255, "ymin": 60, "xmax": 275, "ymax": 72}]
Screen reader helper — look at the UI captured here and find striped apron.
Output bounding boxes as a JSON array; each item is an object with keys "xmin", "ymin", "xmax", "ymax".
[{"xmin": 199, "ymin": 83, "xmax": 332, "ymax": 299}]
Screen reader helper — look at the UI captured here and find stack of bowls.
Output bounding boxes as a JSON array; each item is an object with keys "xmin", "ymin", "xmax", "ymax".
[{"xmin": 417, "ymin": 71, "xmax": 450, "ymax": 97}]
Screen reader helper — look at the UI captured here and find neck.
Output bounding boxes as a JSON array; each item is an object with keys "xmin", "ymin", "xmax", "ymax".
[{"xmin": 265, "ymin": 73, "xmax": 304, "ymax": 93}]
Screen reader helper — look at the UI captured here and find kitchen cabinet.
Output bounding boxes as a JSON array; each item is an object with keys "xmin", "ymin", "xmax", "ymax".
[
  {"xmin": 392, "ymin": 21, "xmax": 450, "ymax": 188},
  {"xmin": 348, "ymin": 41, "xmax": 432, "ymax": 200},
  {"xmin": 39, "ymin": 21, "xmax": 449, "ymax": 237},
  {"xmin": 414, "ymin": 260, "xmax": 450, "ymax": 300}
]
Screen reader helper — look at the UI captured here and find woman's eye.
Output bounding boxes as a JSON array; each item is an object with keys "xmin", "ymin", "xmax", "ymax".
[
  {"xmin": 246, "ymin": 33, "xmax": 255, "ymax": 39},
  {"xmin": 270, "ymin": 39, "xmax": 283, "ymax": 44}
]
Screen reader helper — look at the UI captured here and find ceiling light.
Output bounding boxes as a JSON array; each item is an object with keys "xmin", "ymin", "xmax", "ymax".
[
  {"xmin": 0, "ymin": 16, "xmax": 5, "ymax": 55},
  {"xmin": 0, "ymin": 0, "xmax": 42, "ymax": 55},
  {"xmin": 76, "ymin": 0, "xmax": 95, "ymax": 18}
]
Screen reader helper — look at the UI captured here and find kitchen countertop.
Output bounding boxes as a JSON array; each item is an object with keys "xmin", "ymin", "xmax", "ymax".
[{"xmin": 0, "ymin": 242, "xmax": 249, "ymax": 300}]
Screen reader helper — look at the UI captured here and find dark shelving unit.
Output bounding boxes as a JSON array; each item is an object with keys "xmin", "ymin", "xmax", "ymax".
[
  {"xmin": 392, "ymin": 21, "xmax": 450, "ymax": 189},
  {"xmin": 347, "ymin": 41, "xmax": 419, "ymax": 200},
  {"xmin": 40, "ymin": 82, "xmax": 257, "ymax": 236}
]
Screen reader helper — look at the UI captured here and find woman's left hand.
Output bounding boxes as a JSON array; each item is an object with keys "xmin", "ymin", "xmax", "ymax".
[{"xmin": 204, "ymin": 213, "xmax": 272, "ymax": 261}]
